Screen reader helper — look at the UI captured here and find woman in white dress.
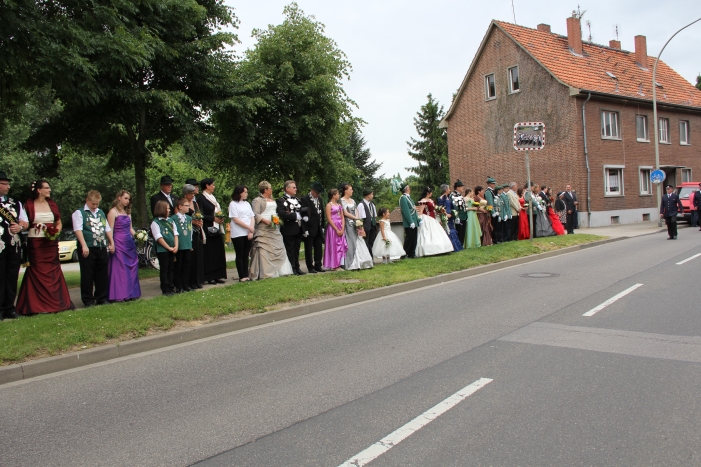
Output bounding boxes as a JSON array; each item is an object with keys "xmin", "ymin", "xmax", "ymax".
[
  {"xmin": 372, "ymin": 208, "xmax": 405, "ymax": 262},
  {"xmin": 340, "ymin": 183, "xmax": 374, "ymax": 270},
  {"xmin": 249, "ymin": 181, "xmax": 293, "ymax": 279},
  {"xmin": 415, "ymin": 186, "xmax": 454, "ymax": 257}
]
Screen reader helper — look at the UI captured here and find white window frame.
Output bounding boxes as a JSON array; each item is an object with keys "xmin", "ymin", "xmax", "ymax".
[
  {"xmin": 604, "ymin": 165, "xmax": 624, "ymax": 196},
  {"xmin": 639, "ymin": 166, "xmax": 652, "ymax": 195},
  {"xmin": 680, "ymin": 120, "xmax": 690, "ymax": 145},
  {"xmin": 659, "ymin": 117, "xmax": 670, "ymax": 143},
  {"xmin": 601, "ymin": 110, "xmax": 621, "ymax": 139},
  {"xmin": 682, "ymin": 168, "xmax": 692, "ymax": 183},
  {"xmin": 636, "ymin": 115, "xmax": 649, "ymax": 142},
  {"xmin": 508, "ymin": 66, "xmax": 520, "ymax": 93},
  {"xmin": 485, "ymin": 73, "xmax": 496, "ymax": 100}
]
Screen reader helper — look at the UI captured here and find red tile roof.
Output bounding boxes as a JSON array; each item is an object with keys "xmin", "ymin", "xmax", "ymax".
[{"xmin": 494, "ymin": 20, "xmax": 701, "ymax": 109}]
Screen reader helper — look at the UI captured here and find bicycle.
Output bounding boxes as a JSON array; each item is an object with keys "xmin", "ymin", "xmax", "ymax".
[{"xmin": 136, "ymin": 232, "xmax": 160, "ymax": 270}]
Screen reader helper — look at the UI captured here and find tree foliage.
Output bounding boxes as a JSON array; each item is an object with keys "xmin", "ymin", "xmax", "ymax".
[
  {"xmin": 213, "ymin": 3, "xmax": 360, "ymax": 191},
  {"xmin": 406, "ymin": 94, "xmax": 449, "ymax": 189},
  {"xmin": 339, "ymin": 125, "xmax": 382, "ymax": 201},
  {"xmin": 696, "ymin": 75, "xmax": 701, "ymax": 91}
]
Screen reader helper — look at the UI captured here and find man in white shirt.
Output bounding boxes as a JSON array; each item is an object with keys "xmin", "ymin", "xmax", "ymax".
[{"xmin": 357, "ymin": 188, "xmax": 378, "ymax": 251}]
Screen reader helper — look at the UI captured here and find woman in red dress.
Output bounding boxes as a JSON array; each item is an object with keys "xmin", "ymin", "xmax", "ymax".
[
  {"xmin": 16, "ymin": 180, "xmax": 75, "ymax": 315},
  {"xmin": 517, "ymin": 189, "xmax": 530, "ymax": 240}
]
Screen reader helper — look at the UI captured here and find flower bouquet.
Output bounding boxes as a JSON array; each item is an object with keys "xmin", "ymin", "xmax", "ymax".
[
  {"xmin": 192, "ymin": 212, "xmax": 203, "ymax": 221},
  {"xmin": 135, "ymin": 229, "xmax": 149, "ymax": 247},
  {"xmin": 384, "ymin": 239, "xmax": 391, "ymax": 247},
  {"xmin": 214, "ymin": 210, "xmax": 227, "ymax": 222},
  {"xmin": 270, "ymin": 213, "xmax": 281, "ymax": 229},
  {"xmin": 354, "ymin": 219, "xmax": 366, "ymax": 237},
  {"xmin": 44, "ymin": 224, "xmax": 60, "ymax": 241},
  {"xmin": 435, "ymin": 205, "xmax": 449, "ymax": 233}
]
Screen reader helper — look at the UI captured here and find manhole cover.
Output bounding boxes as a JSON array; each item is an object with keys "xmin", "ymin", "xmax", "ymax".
[{"xmin": 520, "ymin": 272, "xmax": 560, "ymax": 279}]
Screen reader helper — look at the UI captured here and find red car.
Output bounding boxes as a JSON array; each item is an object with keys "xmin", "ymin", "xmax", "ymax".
[{"xmin": 675, "ymin": 182, "xmax": 700, "ymax": 221}]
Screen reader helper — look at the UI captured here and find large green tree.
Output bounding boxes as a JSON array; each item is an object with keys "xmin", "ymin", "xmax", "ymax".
[
  {"xmin": 213, "ymin": 3, "xmax": 359, "ymax": 190},
  {"xmin": 406, "ymin": 94, "xmax": 449, "ymax": 189},
  {"xmin": 23, "ymin": 0, "xmax": 238, "ymax": 226},
  {"xmin": 339, "ymin": 125, "xmax": 382, "ymax": 202},
  {"xmin": 696, "ymin": 74, "xmax": 701, "ymax": 91}
]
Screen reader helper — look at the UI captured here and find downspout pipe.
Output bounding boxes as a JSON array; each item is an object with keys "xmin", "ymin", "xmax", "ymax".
[{"xmin": 582, "ymin": 92, "xmax": 592, "ymax": 227}]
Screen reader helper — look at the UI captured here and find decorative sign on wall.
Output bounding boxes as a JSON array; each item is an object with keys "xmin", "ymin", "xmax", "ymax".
[{"xmin": 513, "ymin": 122, "xmax": 545, "ymax": 151}]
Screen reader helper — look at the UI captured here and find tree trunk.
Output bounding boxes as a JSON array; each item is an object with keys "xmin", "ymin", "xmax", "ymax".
[{"xmin": 133, "ymin": 147, "xmax": 148, "ymax": 228}]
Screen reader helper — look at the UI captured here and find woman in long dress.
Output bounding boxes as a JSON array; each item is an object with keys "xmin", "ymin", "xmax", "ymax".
[
  {"xmin": 249, "ymin": 181, "xmax": 293, "ymax": 279},
  {"xmin": 340, "ymin": 184, "xmax": 373, "ymax": 270},
  {"xmin": 371, "ymin": 207, "xmax": 406, "ymax": 261},
  {"xmin": 474, "ymin": 186, "xmax": 493, "ymax": 246},
  {"xmin": 107, "ymin": 190, "xmax": 141, "ymax": 302},
  {"xmin": 183, "ymin": 184, "xmax": 205, "ymax": 289},
  {"xmin": 437, "ymin": 184, "xmax": 464, "ymax": 252},
  {"xmin": 199, "ymin": 178, "xmax": 227, "ymax": 284},
  {"xmin": 415, "ymin": 186, "xmax": 454, "ymax": 257},
  {"xmin": 534, "ymin": 192, "xmax": 556, "ymax": 237},
  {"xmin": 517, "ymin": 190, "xmax": 530, "ymax": 240},
  {"xmin": 16, "ymin": 180, "xmax": 75, "ymax": 314},
  {"xmin": 323, "ymin": 188, "xmax": 348, "ymax": 270},
  {"xmin": 464, "ymin": 190, "xmax": 482, "ymax": 248}
]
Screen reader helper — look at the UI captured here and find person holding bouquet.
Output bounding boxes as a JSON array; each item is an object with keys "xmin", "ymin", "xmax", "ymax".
[
  {"xmin": 171, "ymin": 198, "xmax": 193, "ymax": 292},
  {"xmin": 437, "ymin": 184, "xmax": 464, "ymax": 252},
  {"xmin": 0, "ymin": 170, "xmax": 29, "ymax": 320},
  {"xmin": 151, "ymin": 201, "xmax": 178, "ymax": 296},
  {"xmin": 415, "ymin": 186, "xmax": 453, "ymax": 257},
  {"xmin": 250, "ymin": 181, "xmax": 293, "ymax": 279},
  {"xmin": 107, "ymin": 190, "xmax": 141, "ymax": 302},
  {"xmin": 340, "ymin": 183, "xmax": 373, "ymax": 270},
  {"xmin": 464, "ymin": 188, "xmax": 482, "ymax": 248},
  {"xmin": 16, "ymin": 180, "xmax": 75, "ymax": 314},
  {"xmin": 183, "ymin": 183, "xmax": 204, "ymax": 289},
  {"xmin": 199, "ymin": 178, "xmax": 227, "ymax": 284},
  {"xmin": 371, "ymin": 208, "xmax": 405, "ymax": 263},
  {"xmin": 323, "ymin": 188, "xmax": 348, "ymax": 270}
]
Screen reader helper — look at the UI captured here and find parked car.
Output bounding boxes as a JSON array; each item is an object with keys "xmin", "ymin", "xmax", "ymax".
[
  {"xmin": 58, "ymin": 229, "xmax": 78, "ymax": 262},
  {"xmin": 675, "ymin": 182, "xmax": 701, "ymax": 221}
]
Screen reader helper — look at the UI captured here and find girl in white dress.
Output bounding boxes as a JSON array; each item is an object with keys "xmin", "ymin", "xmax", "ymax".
[
  {"xmin": 415, "ymin": 187, "xmax": 454, "ymax": 257},
  {"xmin": 371, "ymin": 208, "xmax": 406, "ymax": 263}
]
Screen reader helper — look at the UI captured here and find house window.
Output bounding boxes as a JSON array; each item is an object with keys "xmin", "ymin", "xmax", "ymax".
[
  {"xmin": 485, "ymin": 74, "xmax": 496, "ymax": 100},
  {"xmin": 659, "ymin": 118, "xmax": 670, "ymax": 143},
  {"xmin": 636, "ymin": 115, "xmax": 648, "ymax": 141},
  {"xmin": 604, "ymin": 166, "xmax": 624, "ymax": 196},
  {"xmin": 601, "ymin": 111, "xmax": 620, "ymax": 139},
  {"xmin": 508, "ymin": 66, "xmax": 519, "ymax": 93},
  {"xmin": 680, "ymin": 121, "xmax": 690, "ymax": 145},
  {"xmin": 639, "ymin": 168, "xmax": 651, "ymax": 195},
  {"xmin": 682, "ymin": 168, "xmax": 692, "ymax": 182}
]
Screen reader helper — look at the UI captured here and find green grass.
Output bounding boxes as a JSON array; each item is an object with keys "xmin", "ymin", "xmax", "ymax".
[{"xmin": 1, "ymin": 235, "xmax": 604, "ymax": 364}]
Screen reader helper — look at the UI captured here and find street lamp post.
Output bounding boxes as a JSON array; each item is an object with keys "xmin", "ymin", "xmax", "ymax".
[{"xmin": 653, "ymin": 17, "xmax": 701, "ymax": 227}]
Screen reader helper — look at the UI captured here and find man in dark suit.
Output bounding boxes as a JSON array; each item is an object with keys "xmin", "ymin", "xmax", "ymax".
[
  {"xmin": 301, "ymin": 181, "xmax": 325, "ymax": 273},
  {"xmin": 277, "ymin": 180, "xmax": 306, "ymax": 275},
  {"xmin": 150, "ymin": 175, "xmax": 177, "ymax": 216},
  {"xmin": 359, "ymin": 188, "xmax": 378, "ymax": 252},
  {"xmin": 563, "ymin": 184, "xmax": 578, "ymax": 234},
  {"xmin": 660, "ymin": 184, "xmax": 684, "ymax": 240},
  {"xmin": 693, "ymin": 183, "xmax": 701, "ymax": 231}
]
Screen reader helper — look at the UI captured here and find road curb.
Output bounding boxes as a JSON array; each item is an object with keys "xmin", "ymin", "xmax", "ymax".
[{"xmin": 0, "ymin": 237, "xmax": 626, "ymax": 385}]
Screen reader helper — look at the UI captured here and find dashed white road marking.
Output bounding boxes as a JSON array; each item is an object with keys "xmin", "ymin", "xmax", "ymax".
[
  {"xmin": 582, "ymin": 284, "xmax": 643, "ymax": 317},
  {"xmin": 676, "ymin": 253, "xmax": 701, "ymax": 265},
  {"xmin": 336, "ymin": 377, "xmax": 493, "ymax": 467}
]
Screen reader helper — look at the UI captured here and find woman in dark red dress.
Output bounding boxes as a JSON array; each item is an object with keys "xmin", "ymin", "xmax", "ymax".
[{"xmin": 16, "ymin": 180, "xmax": 75, "ymax": 315}]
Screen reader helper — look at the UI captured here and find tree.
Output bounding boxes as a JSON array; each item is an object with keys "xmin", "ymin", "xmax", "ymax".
[
  {"xmin": 214, "ymin": 3, "xmax": 360, "ymax": 190},
  {"xmin": 339, "ymin": 125, "xmax": 382, "ymax": 202},
  {"xmin": 24, "ymin": 0, "xmax": 239, "ymax": 226},
  {"xmin": 406, "ymin": 94, "xmax": 449, "ymax": 189},
  {"xmin": 696, "ymin": 74, "xmax": 701, "ymax": 91}
]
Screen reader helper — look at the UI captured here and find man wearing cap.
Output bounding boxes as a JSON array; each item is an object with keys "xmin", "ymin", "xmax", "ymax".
[
  {"xmin": 0, "ymin": 171, "xmax": 29, "ymax": 320},
  {"xmin": 358, "ymin": 188, "xmax": 378, "ymax": 252},
  {"xmin": 450, "ymin": 180, "xmax": 468, "ymax": 246},
  {"xmin": 485, "ymin": 177, "xmax": 497, "ymax": 209},
  {"xmin": 660, "ymin": 184, "xmax": 684, "ymax": 240},
  {"xmin": 399, "ymin": 184, "xmax": 420, "ymax": 258},
  {"xmin": 693, "ymin": 183, "xmax": 701, "ymax": 231},
  {"xmin": 150, "ymin": 175, "xmax": 178, "ymax": 216},
  {"xmin": 301, "ymin": 181, "xmax": 325, "ymax": 273}
]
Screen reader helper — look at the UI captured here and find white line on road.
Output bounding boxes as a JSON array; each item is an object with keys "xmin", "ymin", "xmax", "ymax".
[
  {"xmin": 582, "ymin": 284, "xmax": 643, "ymax": 317},
  {"xmin": 336, "ymin": 377, "xmax": 493, "ymax": 467},
  {"xmin": 676, "ymin": 253, "xmax": 701, "ymax": 265}
]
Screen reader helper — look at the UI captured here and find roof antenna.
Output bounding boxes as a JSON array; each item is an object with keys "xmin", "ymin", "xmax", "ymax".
[
  {"xmin": 586, "ymin": 20, "xmax": 592, "ymax": 41},
  {"xmin": 572, "ymin": 5, "xmax": 586, "ymax": 20},
  {"xmin": 614, "ymin": 24, "xmax": 619, "ymax": 41},
  {"xmin": 511, "ymin": 0, "xmax": 517, "ymax": 24}
]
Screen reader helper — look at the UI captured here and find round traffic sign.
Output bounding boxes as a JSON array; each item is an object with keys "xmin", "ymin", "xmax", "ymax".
[{"xmin": 650, "ymin": 170, "xmax": 666, "ymax": 184}]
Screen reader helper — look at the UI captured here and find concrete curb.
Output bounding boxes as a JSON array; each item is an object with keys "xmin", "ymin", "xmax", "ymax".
[{"xmin": 0, "ymin": 237, "xmax": 626, "ymax": 385}]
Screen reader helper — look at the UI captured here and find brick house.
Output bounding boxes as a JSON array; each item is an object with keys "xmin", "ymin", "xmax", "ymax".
[{"xmin": 440, "ymin": 16, "xmax": 701, "ymax": 227}]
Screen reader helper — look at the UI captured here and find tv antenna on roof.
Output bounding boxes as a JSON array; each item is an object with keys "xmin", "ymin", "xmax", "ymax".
[
  {"xmin": 511, "ymin": 0, "xmax": 517, "ymax": 24},
  {"xmin": 586, "ymin": 20, "xmax": 592, "ymax": 41},
  {"xmin": 572, "ymin": 5, "xmax": 586, "ymax": 20},
  {"xmin": 614, "ymin": 24, "xmax": 619, "ymax": 41}
]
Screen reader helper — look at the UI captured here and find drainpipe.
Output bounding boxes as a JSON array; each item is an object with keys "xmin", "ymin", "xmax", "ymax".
[{"xmin": 581, "ymin": 92, "xmax": 592, "ymax": 227}]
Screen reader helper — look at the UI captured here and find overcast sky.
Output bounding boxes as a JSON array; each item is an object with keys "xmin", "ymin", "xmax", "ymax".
[{"xmin": 227, "ymin": 1, "xmax": 701, "ymax": 180}]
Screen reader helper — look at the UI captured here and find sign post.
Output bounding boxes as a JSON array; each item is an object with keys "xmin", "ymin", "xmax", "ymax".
[{"xmin": 514, "ymin": 122, "xmax": 545, "ymax": 241}]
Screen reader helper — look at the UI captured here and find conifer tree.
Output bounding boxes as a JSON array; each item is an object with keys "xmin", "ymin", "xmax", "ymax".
[{"xmin": 406, "ymin": 94, "xmax": 449, "ymax": 189}]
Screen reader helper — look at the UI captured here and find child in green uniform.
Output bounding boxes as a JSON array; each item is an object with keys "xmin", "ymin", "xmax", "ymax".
[
  {"xmin": 150, "ymin": 200, "xmax": 178, "ymax": 296},
  {"xmin": 171, "ymin": 198, "xmax": 193, "ymax": 293}
]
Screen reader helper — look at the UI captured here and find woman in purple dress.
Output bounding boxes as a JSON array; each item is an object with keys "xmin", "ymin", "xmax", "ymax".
[
  {"xmin": 323, "ymin": 188, "xmax": 347, "ymax": 271},
  {"xmin": 107, "ymin": 190, "xmax": 141, "ymax": 301}
]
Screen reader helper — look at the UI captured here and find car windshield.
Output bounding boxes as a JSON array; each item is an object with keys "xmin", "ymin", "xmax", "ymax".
[{"xmin": 59, "ymin": 230, "xmax": 76, "ymax": 242}]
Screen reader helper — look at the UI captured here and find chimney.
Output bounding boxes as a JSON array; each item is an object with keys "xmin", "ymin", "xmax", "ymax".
[
  {"xmin": 609, "ymin": 40, "xmax": 621, "ymax": 50},
  {"xmin": 566, "ymin": 16, "xmax": 583, "ymax": 55},
  {"xmin": 537, "ymin": 23, "xmax": 551, "ymax": 33},
  {"xmin": 635, "ymin": 35, "xmax": 648, "ymax": 69}
]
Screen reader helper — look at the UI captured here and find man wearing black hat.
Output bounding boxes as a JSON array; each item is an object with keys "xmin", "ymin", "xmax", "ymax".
[
  {"xmin": 399, "ymin": 184, "xmax": 420, "ymax": 258},
  {"xmin": 277, "ymin": 180, "xmax": 307, "ymax": 275},
  {"xmin": 301, "ymin": 181, "xmax": 325, "ymax": 273},
  {"xmin": 450, "ymin": 180, "xmax": 468, "ymax": 246},
  {"xmin": 150, "ymin": 175, "xmax": 178, "ymax": 216},
  {"xmin": 358, "ymin": 188, "xmax": 378, "ymax": 251},
  {"xmin": 0, "ymin": 171, "xmax": 29, "ymax": 320},
  {"xmin": 660, "ymin": 184, "xmax": 684, "ymax": 240}
]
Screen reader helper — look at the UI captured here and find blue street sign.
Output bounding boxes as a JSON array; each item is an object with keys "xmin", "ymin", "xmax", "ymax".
[{"xmin": 650, "ymin": 170, "xmax": 666, "ymax": 184}]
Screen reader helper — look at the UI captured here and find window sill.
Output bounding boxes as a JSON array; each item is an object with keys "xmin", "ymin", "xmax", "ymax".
[
  {"xmin": 660, "ymin": 141, "xmax": 671, "ymax": 145},
  {"xmin": 637, "ymin": 139, "xmax": 650, "ymax": 143},
  {"xmin": 485, "ymin": 97, "xmax": 496, "ymax": 102},
  {"xmin": 508, "ymin": 90, "xmax": 521, "ymax": 95},
  {"xmin": 601, "ymin": 137, "xmax": 622, "ymax": 141},
  {"xmin": 639, "ymin": 193, "xmax": 653, "ymax": 197},
  {"xmin": 680, "ymin": 142, "xmax": 691, "ymax": 146},
  {"xmin": 604, "ymin": 193, "xmax": 624, "ymax": 197}
]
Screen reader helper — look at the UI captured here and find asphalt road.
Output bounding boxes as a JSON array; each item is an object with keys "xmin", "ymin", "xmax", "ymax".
[{"xmin": 2, "ymin": 230, "xmax": 701, "ymax": 466}]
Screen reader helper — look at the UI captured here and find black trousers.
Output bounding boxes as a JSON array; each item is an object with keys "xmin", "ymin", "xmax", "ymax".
[
  {"xmin": 231, "ymin": 235, "xmax": 252, "ymax": 279},
  {"xmin": 511, "ymin": 216, "xmax": 519, "ymax": 241},
  {"xmin": 282, "ymin": 233, "xmax": 302, "ymax": 270},
  {"xmin": 502, "ymin": 217, "xmax": 511, "ymax": 242},
  {"xmin": 404, "ymin": 226, "xmax": 418, "ymax": 258},
  {"xmin": 0, "ymin": 248, "xmax": 21, "ymax": 316},
  {"xmin": 566, "ymin": 211, "xmax": 577, "ymax": 234},
  {"xmin": 156, "ymin": 251, "xmax": 175, "ymax": 294},
  {"xmin": 664, "ymin": 216, "xmax": 678, "ymax": 238},
  {"xmin": 455, "ymin": 220, "xmax": 466, "ymax": 245},
  {"xmin": 173, "ymin": 249, "xmax": 191, "ymax": 291},
  {"xmin": 189, "ymin": 230, "xmax": 205, "ymax": 288},
  {"xmin": 364, "ymin": 224, "xmax": 378, "ymax": 252},
  {"xmin": 304, "ymin": 231, "xmax": 324, "ymax": 271},
  {"xmin": 78, "ymin": 247, "xmax": 109, "ymax": 305}
]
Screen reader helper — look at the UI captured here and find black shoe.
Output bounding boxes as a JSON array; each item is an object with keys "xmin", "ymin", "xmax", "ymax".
[
  {"xmin": 83, "ymin": 301, "xmax": 96, "ymax": 308},
  {"xmin": 96, "ymin": 301, "xmax": 108, "ymax": 306},
  {"xmin": 3, "ymin": 311, "xmax": 18, "ymax": 320},
  {"xmin": 215, "ymin": 279, "xmax": 226, "ymax": 284},
  {"xmin": 667, "ymin": 237, "xmax": 674, "ymax": 240},
  {"xmin": 307, "ymin": 268, "xmax": 317, "ymax": 273},
  {"xmin": 192, "ymin": 284, "xmax": 203, "ymax": 289},
  {"xmin": 674, "ymin": 236, "xmax": 678, "ymax": 239},
  {"xmin": 315, "ymin": 267, "xmax": 326, "ymax": 273},
  {"xmin": 294, "ymin": 268, "xmax": 306, "ymax": 276},
  {"xmin": 182, "ymin": 287, "xmax": 192, "ymax": 292},
  {"xmin": 164, "ymin": 292, "xmax": 175, "ymax": 297},
  {"xmin": 207, "ymin": 280, "xmax": 217, "ymax": 285}
]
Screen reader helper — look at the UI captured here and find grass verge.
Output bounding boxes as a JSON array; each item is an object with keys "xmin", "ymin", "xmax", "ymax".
[{"xmin": 2, "ymin": 234, "xmax": 604, "ymax": 364}]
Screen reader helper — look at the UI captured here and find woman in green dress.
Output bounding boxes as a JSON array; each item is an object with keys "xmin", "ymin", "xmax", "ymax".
[{"xmin": 464, "ymin": 188, "xmax": 482, "ymax": 248}]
